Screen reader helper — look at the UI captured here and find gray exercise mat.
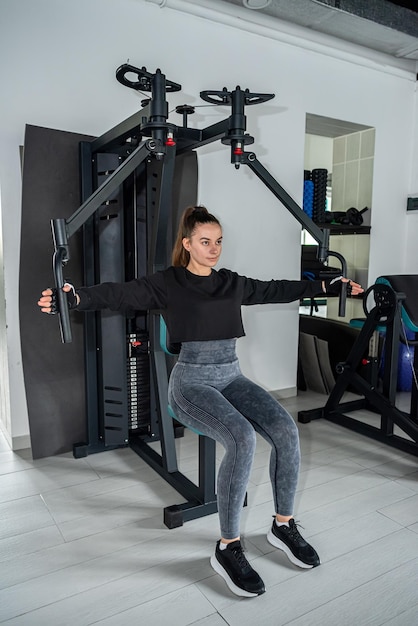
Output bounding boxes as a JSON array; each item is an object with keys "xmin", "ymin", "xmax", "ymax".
[
  {"xmin": 19, "ymin": 124, "xmax": 92, "ymax": 458},
  {"xmin": 299, "ymin": 332, "xmax": 328, "ymax": 394}
]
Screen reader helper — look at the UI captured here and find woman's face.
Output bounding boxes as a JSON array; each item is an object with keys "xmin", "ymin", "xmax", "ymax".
[{"xmin": 182, "ymin": 222, "xmax": 223, "ymax": 275}]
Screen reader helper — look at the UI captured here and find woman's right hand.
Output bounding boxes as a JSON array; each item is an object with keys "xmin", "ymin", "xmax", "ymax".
[
  {"xmin": 37, "ymin": 284, "xmax": 79, "ymax": 314},
  {"xmin": 37, "ymin": 288, "xmax": 55, "ymax": 313}
]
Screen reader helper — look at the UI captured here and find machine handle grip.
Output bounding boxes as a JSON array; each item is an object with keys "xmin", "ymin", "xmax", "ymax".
[
  {"xmin": 338, "ymin": 280, "xmax": 347, "ymax": 318},
  {"xmin": 53, "ymin": 247, "xmax": 73, "ymax": 344},
  {"xmin": 200, "ymin": 89, "xmax": 274, "ymax": 106},
  {"xmin": 325, "ymin": 250, "xmax": 348, "ymax": 318},
  {"xmin": 115, "ymin": 64, "xmax": 181, "ymax": 92},
  {"xmin": 200, "ymin": 89, "xmax": 232, "ymax": 105}
]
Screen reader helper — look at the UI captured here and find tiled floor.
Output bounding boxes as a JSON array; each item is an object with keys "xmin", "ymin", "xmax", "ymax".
[{"xmin": 0, "ymin": 390, "xmax": 417, "ymax": 625}]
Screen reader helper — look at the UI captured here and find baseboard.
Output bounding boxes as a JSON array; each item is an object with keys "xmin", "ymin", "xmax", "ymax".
[
  {"xmin": 270, "ymin": 386, "xmax": 297, "ymax": 400},
  {"xmin": 0, "ymin": 422, "xmax": 31, "ymax": 452},
  {"xmin": 11, "ymin": 434, "xmax": 32, "ymax": 451}
]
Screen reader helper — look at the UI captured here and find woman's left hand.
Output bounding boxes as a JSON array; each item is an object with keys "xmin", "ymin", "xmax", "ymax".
[
  {"xmin": 344, "ymin": 278, "xmax": 364, "ymax": 296},
  {"xmin": 323, "ymin": 276, "xmax": 364, "ymax": 296}
]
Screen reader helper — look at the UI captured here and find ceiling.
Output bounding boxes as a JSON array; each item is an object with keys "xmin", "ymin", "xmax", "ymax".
[
  {"xmin": 305, "ymin": 114, "xmax": 371, "ymax": 138},
  {"xmin": 218, "ymin": 0, "xmax": 418, "ymax": 137},
  {"xmin": 221, "ymin": 0, "xmax": 418, "ymax": 60}
]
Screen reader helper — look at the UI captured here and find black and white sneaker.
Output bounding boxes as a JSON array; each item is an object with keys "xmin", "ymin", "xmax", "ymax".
[
  {"xmin": 267, "ymin": 519, "xmax": 320, "ymax": 569},
  {"xmin": 210, "ymin": 540, "xmax": 265, "ymax": 597}
]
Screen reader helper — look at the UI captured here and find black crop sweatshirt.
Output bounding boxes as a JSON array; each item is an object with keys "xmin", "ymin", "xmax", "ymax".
[{"xmin": 76, "ymin": 266, "xmax": 324, "ymax": 343}]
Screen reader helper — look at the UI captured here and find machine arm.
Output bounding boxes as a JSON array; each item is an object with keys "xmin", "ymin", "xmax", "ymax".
[
  {"xmin": 243, "ymin": 153, "xmax": 347, "ymax": 315},
  {"xmin": 51, "ymin": 64, "xmax": 180, "ymax": 344},
  {"xmin": 51, "ymin": 139, "xmax": 157, "ymax": 343},
  {"xmin": 204, "ymin": 83, "xmax": 348, "ymax": 315}
]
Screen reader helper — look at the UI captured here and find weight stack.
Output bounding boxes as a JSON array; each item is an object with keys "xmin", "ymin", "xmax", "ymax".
[
  {"xmin": 127, "ymin": 332, "xmax": 151, "ymax": 432},
  {"xmin": 311, "ymin": 168, "xmax": 328, "ymax": 224}
]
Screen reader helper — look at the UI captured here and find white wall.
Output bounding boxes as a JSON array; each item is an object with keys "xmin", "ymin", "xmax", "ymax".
[
  {"xmin": 405, "ymin": 80, "xmax": 418, "ymax": 272},
  {"xmin": 0, "ymin": 0, "xmax": 417, "ymax": 448},
  {"xmin": 304, "ymin": 135, "xmax": 333, "ymax": 172}
]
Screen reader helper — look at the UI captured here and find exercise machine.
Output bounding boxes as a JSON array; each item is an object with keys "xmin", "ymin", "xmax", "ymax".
[
  {"xmin": 299, "ymin": 276, "xmax": 418, "ymax": 457},
  {"xmin": 50, "ymin": 63, "xmax": 349, "ymax": 527}
]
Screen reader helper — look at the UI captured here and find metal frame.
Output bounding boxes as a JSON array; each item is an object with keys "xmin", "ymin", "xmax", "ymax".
[
  {"xmin": 131, "ymin": 314, "xmax": 218, "ymax": 528},
  {"xmin": 51, "ymin": 63, "xmax": 350, "ymax": 526}
]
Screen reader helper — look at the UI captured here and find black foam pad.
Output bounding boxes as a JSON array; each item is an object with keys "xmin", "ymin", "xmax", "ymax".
[{"xmin": 19, "ymin": 124, "xmax": 94, "ymax": 458}]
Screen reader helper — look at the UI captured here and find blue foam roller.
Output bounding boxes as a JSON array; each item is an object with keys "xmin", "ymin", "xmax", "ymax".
[{"xmin": 303, "ymin": 180, "xmax": 314, "ymax": 218}]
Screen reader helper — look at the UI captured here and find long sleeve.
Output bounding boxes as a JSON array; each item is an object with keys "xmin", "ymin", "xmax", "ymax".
[
  {"xmin": 241, "ymin": 276, "xmax": 324, "ymax": 305},
  {"xmin": 76, "ymin": 271, "xmax": 168, "ymax": 312},
  {"xmin": 74, "ymin": 266, "xmax": 325, "ymax": 342}
]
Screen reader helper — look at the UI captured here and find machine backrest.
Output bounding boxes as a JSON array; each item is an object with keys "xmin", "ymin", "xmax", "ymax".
[
  {"xmin": 376, "ymin": 275, "xmax": 418, "ymax": 332},
  {"xmin": 159, "ymin": 316, "xmax": 181, "ymax": 356}
]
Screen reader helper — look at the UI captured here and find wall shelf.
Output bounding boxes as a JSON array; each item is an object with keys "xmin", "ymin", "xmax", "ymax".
[{"xmin": 314, "ymin": 224, "xmax": 371, "ymax": 235}]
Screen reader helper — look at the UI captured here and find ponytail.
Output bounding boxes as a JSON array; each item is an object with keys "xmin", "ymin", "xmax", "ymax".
[{"xmin": 172, "ymin": 205, "xmax": 221, "ymax": 267}]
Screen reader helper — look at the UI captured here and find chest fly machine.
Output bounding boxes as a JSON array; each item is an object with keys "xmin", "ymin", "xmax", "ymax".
[{"xmin": 50, "ymin": 63, "xmax": 348, "ymax": 528}]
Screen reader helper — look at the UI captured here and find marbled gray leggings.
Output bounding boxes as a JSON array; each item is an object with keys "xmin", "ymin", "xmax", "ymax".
[{"xmin": 168, "ymin": 339, "xmax": 300, "ymax": 539}]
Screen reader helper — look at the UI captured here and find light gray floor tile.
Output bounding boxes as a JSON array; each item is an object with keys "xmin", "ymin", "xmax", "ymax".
[
  {"xmin": 0, "ymin": 495, "xmax": 56, "ymax": 540},
  {"xmin": 394, "ymin": 470, "xmax": 418, "ymax": 493},
  {"xmin": 296, "ymin": 480, "xmax": 416, "ymax": 528},
  {"xmin": 247, "ymin": 463, "xmax": 386, "ymax": 510},
  {"xmin": 367, "ymin": 457, "xmax": 418, "ymax": 480},
  {"xmin": 249, "ymin": 510, "xmax": 402, "ymax": 563},
  {"xmin": 382, "ymin": 603, "xmax": 418, "ymax": 626},
  {"xmin": 0, "ymin": 548, "xmax": 214, "ymax": 624},
  {"xmin": 54, "ymin": 496, "xmax": 178, "ymax": 542},
  {"xmin": 218, "ymin": 530, "xmax": 418, "ymax": 625},
  {"xmin": 378, "ymin": 493, "xmax": 418, "ymax": 527},
  {"xmin": 285, "ymin": 558, "xmax": 418, "ymax": 626},
  {"xmin": 83, "ymin": 446, "xmax": 147, "ymax": 469},
  {"xmin": 0, "ymin": 517, "xmax": 166, "ymax": 590},
  {"xmin": 41, "ymin": 476, "xmax": 178, "ymax": 524},
  {"xmin": 0, "ymin": 453, "xmax": 51, "ymax": 475},
  {"xmin": 0, "ymin": 525, "xmax": 64, "ymax": 562},
  {"xmin": 1, "ymin": 390, "xmax": 417, "ymax": 625},
  {"xmin": 0, "ymin": 459, "xmax": 101, "ymax": 504},
  {"xmin": 347, "ymin": 446, "xmax": 415, "ymax": 469},
  {"xmin": 296, "ymin": 467, "xmax": 390, "ymax": 511},
  {"xmin": 91, "ymin": 584, "xmax": 216, "ymax": 626},
  {"xmin": 187, "ymin": 614, "xmax": 230, "ymax": 626},
  {"xmin": 297, "ymin": 457, "xmax": 367, "ymax": 490}
]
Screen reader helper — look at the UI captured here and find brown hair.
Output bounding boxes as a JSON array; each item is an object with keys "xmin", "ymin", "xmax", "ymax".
[{"xmin": 172, "ymin": 205, "xmax": 221, "ymax": 267}]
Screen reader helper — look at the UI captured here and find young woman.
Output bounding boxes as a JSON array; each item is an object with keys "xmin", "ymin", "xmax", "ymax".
[{"xmin": 38, "ymin": 205, "xmax": 363, "ymax": 598}]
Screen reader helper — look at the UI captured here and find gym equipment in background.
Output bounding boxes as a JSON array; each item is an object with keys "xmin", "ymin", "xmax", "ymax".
[
  {"xmin": 299, "ymin": 275, "xmax": 418, "ymax": 457},
  {"xmin": 324, "ymin": 206, "xmax": 369, "ymax": 226}
]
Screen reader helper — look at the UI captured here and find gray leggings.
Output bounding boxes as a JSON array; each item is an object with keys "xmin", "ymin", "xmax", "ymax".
[{"xmin": 168, "ymin": 339, "xmax": 300, "ymax": 539}]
